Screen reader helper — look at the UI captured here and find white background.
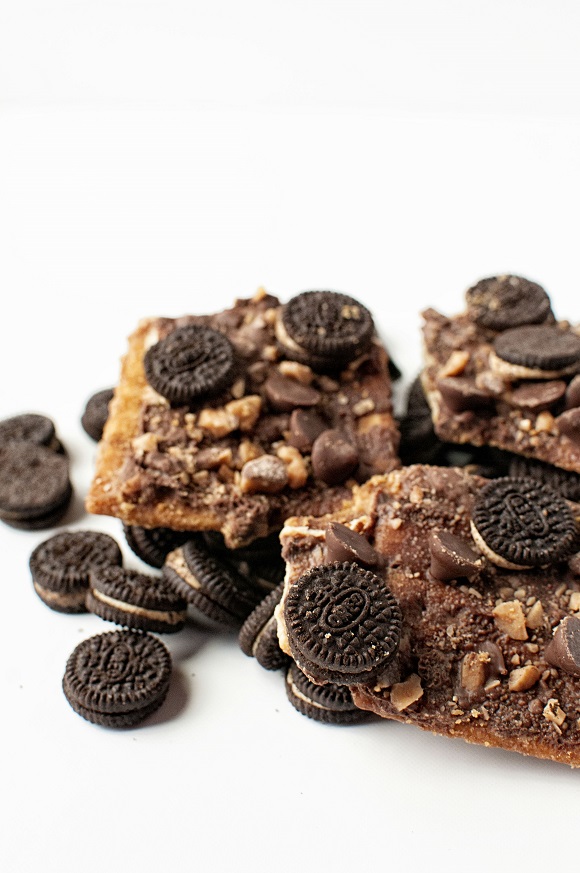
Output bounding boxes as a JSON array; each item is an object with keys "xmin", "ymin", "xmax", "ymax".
[{"xmin": 2, "ymin": 3, "xmax": 580, "ymax": 872}]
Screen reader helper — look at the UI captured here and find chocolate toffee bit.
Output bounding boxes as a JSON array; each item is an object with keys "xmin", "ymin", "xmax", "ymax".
[
  {"xmin": 263, "ymin": 372, "xmax": 321, "ymax": 412},
  {"xmin": 288, "ymin": 408, "xmax": 328, "ymax": 451},
  {"xmin": 436, "ymin": 377, "xmax": 494, "ymax": 414},
  {"xmin": 285, "ymin": 662, "xmax": 371, "ymax": 725},
  {"xmin": 544, "ymin": 615, "xmax": 580, "ymax": 677},
  {"xmin": 277, "ymin": 290, "xmax": 374, "ymax": 368},
  {"xmin": 508, "ymin": 456, "xmax": 580, "ymax": 502},
  {"xmin": 30, "ymin": 530, "xmax": 123, "ymax": 613},
  {"xmin": 86, "ymin": 291, "xmax": 399, "ymax": 548},
  {"xmin": 81, "ymin": 388, "xmax": 115, "ymax": 441},
  {"xmin": 470, "ymin": 477, "xmax": 577, "ymax": 569},
  {"xmin": 62, "ymin": 630, "xmax": 172, "ymax": 728},
  {"xmin": 421, "ymin": 289, "xmax": 580, "ymax": 473},
  {"xmin": 325, "ymin": 522, "xmax": 379, "ymax": 567},
  {"xmin": 86, "ymin": 566, "xmax": 187, "ymax": 634},
  {"xmin": 279, "ymin": 465, "xmax": 580, "ymax": 766},
  {"xmin": 283, "ymin": 561, "xmax": 402, "ymax": 686},
  {"xmin": 428, "ymin": 530, "xmax": 482, "ymax": 581},
  {"xmin": 493, "ymin": 325, "xmax": 580, "ymax": 374},
  {"xmin": 144, "ymin": 324, "xmax": 236, "ymax": 405},
  {"xmin": 123, "ymin": 524, "xmax": 191, "ymax": 569},
  {"xmin": 311, "ymin": 429, "xmax": 359, "ymax": 485},
  {"xmin": 465, "ymin": 275, "xmax": 553, "ymax": 331}
]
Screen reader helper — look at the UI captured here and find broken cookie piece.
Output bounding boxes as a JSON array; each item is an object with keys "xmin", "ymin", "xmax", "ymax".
[
  {"xmin": 278, "ymin": 464, "xmax": 580, "ymax": 767},
  {"xmin": 86, "ymin": 289, "xmax": 400, "ymax": 547},
  {"xmin": 422, "ymin": 275, "xmax": 580, "ymax": 473}
]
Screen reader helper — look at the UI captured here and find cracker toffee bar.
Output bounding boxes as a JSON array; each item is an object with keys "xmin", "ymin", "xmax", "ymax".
[
  {"xmin": 86, "ymin": 289, "xmax": 400, "ymax": 548},
  {"xmin": 278, "ymin": 465, "xmax": 580, "ymax": 766},
  {"xmin": 422, "ymin": 275, "xmax": 580, "ymax": 473}
]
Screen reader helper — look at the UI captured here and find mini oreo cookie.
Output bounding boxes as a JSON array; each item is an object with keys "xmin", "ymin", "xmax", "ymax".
[
  {"xmin": 284, "ymin": 561, "xmax": 402, "ymax": 686},
  {"xmin": 123, "ymin": 524, "xmax": 191, "ymax": 569},
  {"xmin": 465, "ymin": 275, "xmax": 553, "ymax": 331},
  {"xmin": 81, "ymin": 388, "xmax": 114, "ymax": 441},
  {"xmin": 398, "ymin": 376, "xmax": 444, "ymax": 465},
  {"xmin": 277, "ymin": 291, "xmax": 374, "ymax": 368},
  {"xmin": 30, "ymin": 530, "xmax": 123, "ymax": 613},
  {"xmin": 494, "ymin": 325, "xmax": 580, "ymax": 372},
  {"xmin": 238, "ymin": 582, "xmax": 289, "ymax": 670},
  {"xmin": 62, "ymin": 630, "xmax": 172, "ymax": 728},
  {"xmin": 470, "ymin": 477, "xmax": 578, "ymax": 569},
  {"xmin": 144, "ymin": 324, "xmax": 236, "ymax": 405},
  {"xmin": 508, "ymin": 456, "xmax": 580, "ymax": 503},
  {"xmin": 163, "ymin": 538, "xmax": 265, "ymax": 629},
  {"xmin": 285, "ymin": 662, "xmax": 371, "ymax": 725},
  {"xmin": 0, "ymin": 413, "xmax": 62, "ymax": 452},
  {"xmin": 0, "ymin": 443, "xmax": 72, "ymax": 528},
  {"xmin": 87, "ymin": 566, "xmax": 187, "ymax": 633}
]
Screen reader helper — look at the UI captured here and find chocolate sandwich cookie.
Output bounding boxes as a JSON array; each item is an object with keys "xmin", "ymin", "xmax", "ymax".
[
  {"xmin": 0, "ymin": 443, "xmax": 72, "ymax": 530},
  {"xmin": 62, "ymin": 630, "xmax": 172, "ymax": 728},
  {"xmin": 123, "ymin": 524, "xmax": 191, "ymax": 569},
  {"xmin": 465, "ymin": 274, "xmax": 553, "ymax": 331},
  {"xmin": 30, "ymin": 530, "xmax": 123, "ymax": 613},
  {"xmin": 238, "ymin": 582, "xmax": 289, "ymax": 670},
  {"xmin": 87, "ymin": 566, "xmax": 187, "ymax": 633},
  {"xmin": 285, "ymin": 662, "xmax": 371, "ymax": 725},
  {"xmin": 81, "ymin": 389, "xmax": 114, "ymax": 441},
  {"xmin": 493, "ymin": 325, "xmax": 580, "ymax": 375},
  {"xmin": 508, "ymin": 456, "xmax": 580, "ymax": 502},
  {"xmin": 0, "ymin": 412, "xmax": 64, "ymax": 453},
  {"xmin": 201, "ymin": 530, "xmax": 285, "ymax": 592},
  {"xmin": 470, "ymin": 477, "xmax": 578, "ymax": 569},
  {"xmin": 276, "ymin": 290, "xmax": 374, "ymax": 369},
  {"xmin": 283, "ymin": 561, "xmax": 402, "ymax": 686},
  {"xmin": 163, "ymin": 538, "xmax": 265, "ymax": 629},
  {"xmin": 144, "ymin": 324, "xmax": 236, "ymax": 405}
]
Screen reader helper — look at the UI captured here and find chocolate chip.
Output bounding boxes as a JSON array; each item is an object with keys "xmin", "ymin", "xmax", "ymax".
[
  {"xmin": 311, "ymin": 429, "xmax": 358, "ymax": 485},
  {"xmin": 288, "ymin": 408, "xmax": 328, "ymax": 451},
  {"xmin": 465, "ymin": 275, "xmax": 553, "ymax": 331},
  {"xmin": 507, "ymin": 380, "xmax": 566, "ymax": 414},
  {"xmin": 436, "ymin": 377, "xmax": 495, "ymax": 414},
  {"xmin": 278, "ymin": 290, "xmax": 374, "ymax": 367},
  {"xmin": 478, "ymin": 641, "xmax": 507, "ymax": 679},
  {"xmin": 544, "ymin": 616, "xmax": 580, "ymax": 677},
  {"xmin": 471, "ymin": 477, "xmax": 578, "ymax": 568},
  {"xmin": 325, "ymin": 522, "xmax": 379, "ymax": 567},
  {"xmin": 428, "ymin": 530, "xmax": 482, "ymax": 581},
  {"xmin": 240, "ymin": 455, "xmax": 288, "ymax": 494},
  {"xmin": 144, "ymin": 324, "xmax": 236, "ymax": 405},
  {"xmin": 264, "ymin": 372, "xmax": 321, "ymax": 413},
  {"xmin": 565, "ymin": 374, "xmax": 580, "ymax": 410},
  {"xmin": 494, "ymin": 325, "xmax": 580, "ymax": 372},
  {"xmin": 556, "ymin": 407, "xmax": 580, "ymax": 445}
]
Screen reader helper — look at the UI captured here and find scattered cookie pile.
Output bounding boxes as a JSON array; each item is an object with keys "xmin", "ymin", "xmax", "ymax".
[{"xmin": 5, "ymin": 279, "xmax": 580, "ymax": 764}]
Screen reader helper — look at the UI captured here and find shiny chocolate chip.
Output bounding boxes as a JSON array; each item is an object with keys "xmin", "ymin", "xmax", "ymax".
[
  {"xmin": 556, "ymin": 407, "xmax": 580, "ymax": 445},
  {"xmin": 264, "ymin": 372, "xmax": 321, "ymax": 413},
  {"xmin": 288, "ymin": 408, "xmax": 328, "ymax": 451},
  {"xmin": 428, "ymin": 530, "xmax": 482, "ymax": 581},
  {"xmin": 508, "ymin": 380, "xmax": 566, "ymax": 414},
  {"xmin": 325, "ymin": 522, "xmax": 379, "ymax": 567},
  {"xmin": 565, "ymin": 374, "xmax": 580, "ymax": 410},
  {"xmin": 311, "ymin": 429, "xmax": 358, "ymax": 485},
  {"xmin": 437, "ymin": 377, "xmax": 495, "ymax": 414},
  {"xmin": 544, "ymin": 616, "xmax": 580, "ymax": 677}
]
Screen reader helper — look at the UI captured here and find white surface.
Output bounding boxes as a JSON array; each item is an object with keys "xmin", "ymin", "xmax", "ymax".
[{"xmin": 2, "ymin": 4, "xmax": 580, "ymax": 872}]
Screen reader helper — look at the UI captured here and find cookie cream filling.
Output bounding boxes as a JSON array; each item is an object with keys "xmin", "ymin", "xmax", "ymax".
[
  {"xmin": 33, "ymin": 582, "xmax": 86, "ymax": 610},
  {"xmin": 285, "ymin": 672, "xmax": 330, "ymax": 711},
  {"xmin": 164, "ymin": 549, "xmax": 202, "ymax": 590},
  {"xmin": 488, "ymin": 349, "xmax": 580, "ymax": 381},
  {"xmin": 469, "ymin": 520, "xmax": 533, "ymax": 571},
  {"xmin": 90, "ymin": 588, "xmax": 184, "ymax": 624}
]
